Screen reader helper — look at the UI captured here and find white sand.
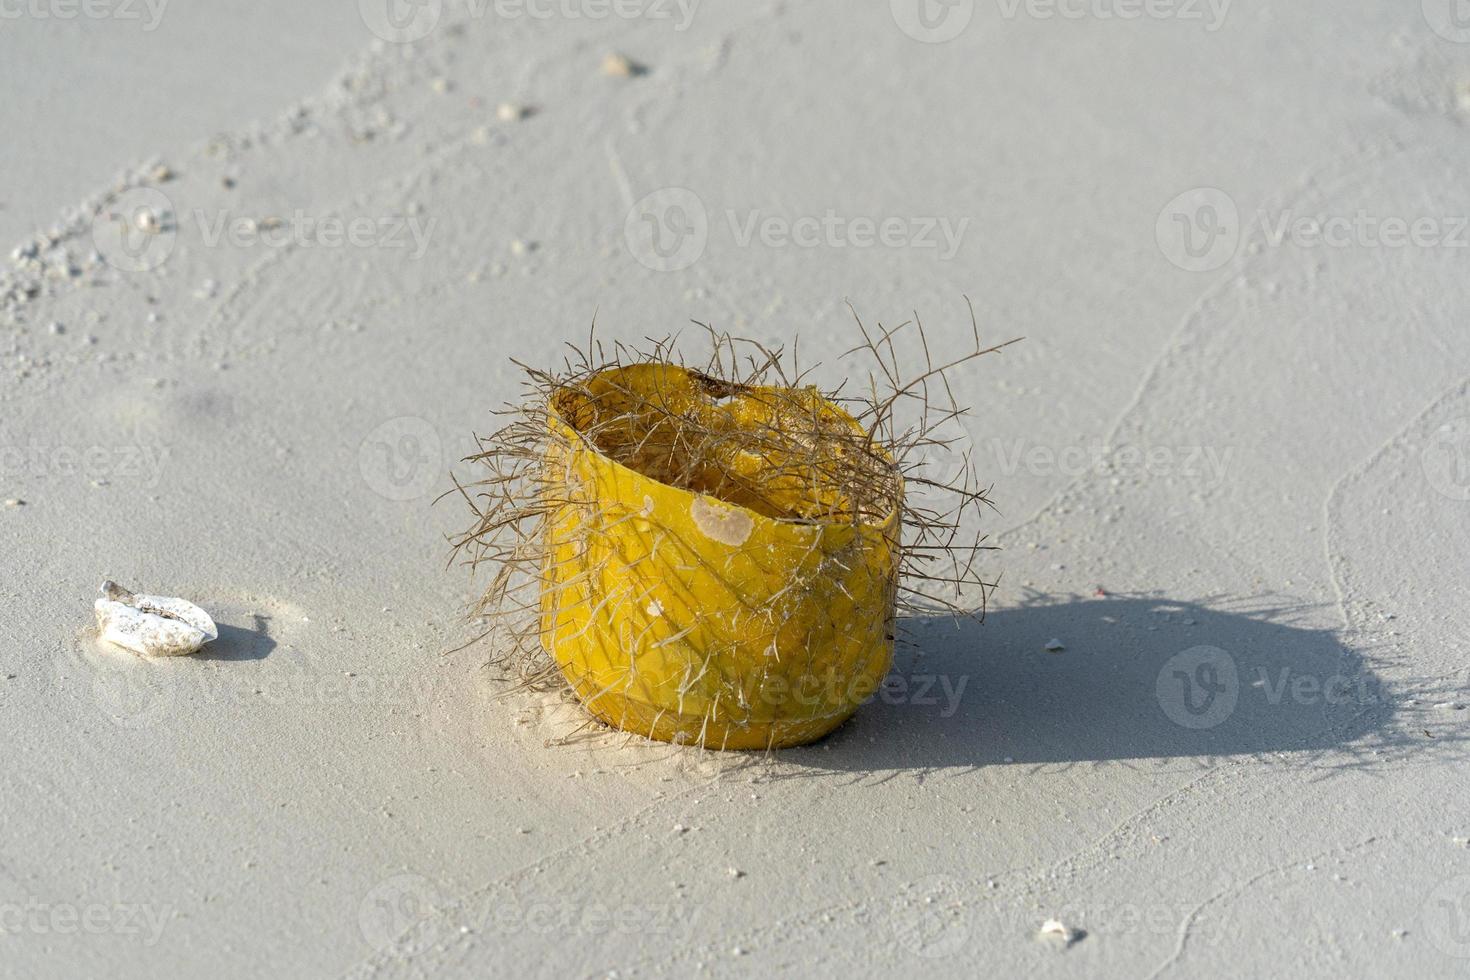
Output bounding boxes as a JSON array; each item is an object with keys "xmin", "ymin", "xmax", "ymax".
[
  {"xmin": 0, "ymin": 4, "xmax": 364, "ymax": 248},
  {"xmin": 3, "ymin": 2, "xmax": 1470, "ymax": 976}
]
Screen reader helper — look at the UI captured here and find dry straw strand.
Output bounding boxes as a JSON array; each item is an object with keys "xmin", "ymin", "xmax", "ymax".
[{"xmin": 447, "ymin": 301, "xmax": 1020, "ymax": 749}]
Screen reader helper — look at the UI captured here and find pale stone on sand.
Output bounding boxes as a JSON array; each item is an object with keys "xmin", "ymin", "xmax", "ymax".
[{"xmin": 93, "ymin": 580, "xmax": 218, "ymax": 657}]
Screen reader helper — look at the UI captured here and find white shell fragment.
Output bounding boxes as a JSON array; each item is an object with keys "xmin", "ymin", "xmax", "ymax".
[
  {"xmin": 690, "ymin": 495, "xmax": 755, "ymax": 547},
  {"xmin": 601, "ymin": 52, "xmax": 639, "ymax": 78},
  {"xmin": 93, "ymin": 581, "xmax": 217, "ymax": 657},
  {"xmin": 1038, "ymin": 918, "xmax": 1083, "ymax": 947}
]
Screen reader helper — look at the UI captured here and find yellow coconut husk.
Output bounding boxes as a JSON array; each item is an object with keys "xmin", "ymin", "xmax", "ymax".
[
  {"xmin": 540, "ymin": 364, "xmax": 902, "ymax": 749},
  {"xmin": 450, "ymin": 308, "xmax": 1019, "ymax": 750}
]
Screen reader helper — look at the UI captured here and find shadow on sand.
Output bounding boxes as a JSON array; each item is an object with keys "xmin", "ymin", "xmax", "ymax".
[
  {"xmin": 196, "ymin": 614, "xmax": 277, "ymax": 662},
  {"xmin": 783, "ymin": 594, "xmax": 1455, "ymax": 773}
]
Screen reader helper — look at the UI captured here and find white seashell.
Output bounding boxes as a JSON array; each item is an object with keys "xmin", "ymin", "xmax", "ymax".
[
  {"xmin": 1038, "ymin": 918, "xmax": 1082, "ymax": 946},
  {"xmin": 93, "ymin": 581, "xmax": 217, "ymax": 657}
]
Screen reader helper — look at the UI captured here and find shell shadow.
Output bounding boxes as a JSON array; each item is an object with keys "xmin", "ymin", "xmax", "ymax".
[{"xmin": 197, "ymin": 613, "xmax": 276, "ymax": 662}]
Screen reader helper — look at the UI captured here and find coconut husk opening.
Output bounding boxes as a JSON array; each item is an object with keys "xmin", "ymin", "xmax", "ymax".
[{"xmin": 550, "ymin": 362, "xmax": 900, "ymax": 526}]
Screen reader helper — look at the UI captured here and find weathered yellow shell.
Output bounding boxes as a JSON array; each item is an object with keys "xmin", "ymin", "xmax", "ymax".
[{"xmin": 540, "ymin": 364, "xmax": 902, "ymax": 749}]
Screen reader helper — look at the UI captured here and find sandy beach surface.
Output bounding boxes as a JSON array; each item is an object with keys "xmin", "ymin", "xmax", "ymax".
[{"xmin": 3, "ymin": 1, "xmax": 1470, "ymax": 976}]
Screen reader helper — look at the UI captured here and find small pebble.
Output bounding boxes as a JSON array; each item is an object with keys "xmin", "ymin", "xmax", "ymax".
[
  {"xmin": 3, "ymin": 499, "xmax": 23, "ymax": 508},
  {"xmin": 602, "ymin": 52, "xmax": 640, "ymax": 77},
  {"xmin": 1038, "ymin": 919, "xmax": 1083, "ymax": 946},
  {"xmin": 48, "ymin": 322, "xmax": 64, "ymax": 335},
  {"xmin": 496, "ymin": 102, "xmax": 526, "ymax": 123},
  {"xmin": 727, "ymin": 867, "xmax": 745, "ymax": 879},
  {"xmin": 1044, "ymin": 639, "xmax": 1065, "ymax": 652},
  {"xmin": 94, "ymin": 580, "xmax": 218, "ymax": 657},
  {"xmin": 510, "ymin": 239, "xmax": 535, "ymax": 256},
  {"xmin": 432, "ymin": 77, "xmax": 451, "ymax": 94}
]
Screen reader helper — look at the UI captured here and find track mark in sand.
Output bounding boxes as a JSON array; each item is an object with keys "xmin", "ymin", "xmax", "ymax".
[
  {"xmin": 1040, "ymin": 763, "xmax": 1241, "ymax": 874},
  {"xmin": 1144, "ymin": 835, "xmax": 1387, "ymax": 980},
  {"xmin": 618, "ymin": 763, "xmax": 1251, "ymax": 975},
  {"xmin": 1322, "ymin": 376, "xmax": 1470, "ymax": 631},
  {"xmin": 994, "ymin": 139, "xmax": 1418, "ymax": 547},
  {"xmin": 622, "ymin": 746, "xmax": 1393, "ymax": 973},
  {"xmin": 341, "ymin": 771, "xmax": 727, "ymax": 978},
  {"xmin": 1319, "ymin": 376, "xmax": 1470, "ymax": 749},
  {"xmin": 1370, "ymin": 35, "xmax": 1470, "ymax": 126},
  {"xmin": 603, "ymin": 137, "xmax": 635, "ymax": 211},
  {"xmin": 203, "ymin": 132, "xmax": 491, "ymax": 362}
]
